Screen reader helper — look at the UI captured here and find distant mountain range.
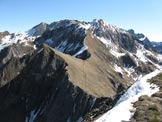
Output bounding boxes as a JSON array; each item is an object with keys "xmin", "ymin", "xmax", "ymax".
[{"xmin": 0, "ymin": 19, "xmax": 162, "ymax": 122}]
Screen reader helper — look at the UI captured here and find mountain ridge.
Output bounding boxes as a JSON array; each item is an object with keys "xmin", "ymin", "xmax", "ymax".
[{"xmin": 0, "ymin": 19, "xmax": 162, "ymax": 122}]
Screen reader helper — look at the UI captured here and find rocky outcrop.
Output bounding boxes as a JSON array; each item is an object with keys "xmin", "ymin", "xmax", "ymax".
[
  {"xmin": 91, "ymin": 19, "xmax": 137, "ymax": 53},
  {"xmin": 0, "ymin": 44, "xmax": 35, "ymax": 87},
  {"xmin": 34, "ymin": 20, "xmax": 88, "ymax": 60},
  {"xmin": 131, "ymin": 94, "xmax": 162, "ymax": 122},
  {"xmin": 128, "ymin": 29, "xmax": 155, "ymax": 51}
]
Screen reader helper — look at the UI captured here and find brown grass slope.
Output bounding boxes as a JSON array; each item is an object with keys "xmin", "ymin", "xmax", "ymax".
[{"xmin": 53, "ymin": 32, "xmax": 133, "ymax": 97}]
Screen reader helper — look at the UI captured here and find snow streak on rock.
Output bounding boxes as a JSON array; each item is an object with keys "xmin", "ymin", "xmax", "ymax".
[{"xmin": 73, "ymin": 45, "xmax": 88, "ymax": 56}]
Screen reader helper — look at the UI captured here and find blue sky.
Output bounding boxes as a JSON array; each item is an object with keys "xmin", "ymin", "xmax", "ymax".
[{"xmin": 0, "ymin": 0, "xmax": 162, "ymax": 41}]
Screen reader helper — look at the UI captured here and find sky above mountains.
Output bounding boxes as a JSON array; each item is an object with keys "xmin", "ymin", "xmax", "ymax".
[{"xmin": 0, "ymin": 0, "xmax": 162, "ymax": 41}]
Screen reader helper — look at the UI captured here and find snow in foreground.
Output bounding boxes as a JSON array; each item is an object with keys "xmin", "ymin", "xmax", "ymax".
[{"xmin": 95, "ymin": 70, "xmax": 161, "ymax": 122}]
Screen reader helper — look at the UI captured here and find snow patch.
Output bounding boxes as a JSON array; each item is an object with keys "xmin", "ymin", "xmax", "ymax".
[
  {"xmin": 45, "ymin": 38, "xmax": 53, "ymax": 45},
  {"xmin": 73, "ymin": 45, "xmax": 88, "ymax": 57},
  {"xmin": 96, "ymin": 36, "xmax": 125, "ymax": 58},
  {"xmin": 79, "ymin": 23, "xmax": 91, "ymax": 30},
  {"xmin": 0, "ymin": 32, "xmax": 36, "ymax": 51},
  {"xmin": 136, "ymin": 48, "xmax": 147, "ymax": 63},
  {"xmin": 91, "ymin": 98, "xmax": 96, "ymax": 109},
  {"xmin": 0, "ymin": 35, "xmax": 11, "ymax": 50},
  {"xmin": 76, "ymin": 117, "xmax": 84, "ymax": 122},
  {"xmin": 55, "ymin": 40, "xmax": 68, "ymax": 52},
  {"xmin": 95, "ymin": 70, "xmax": 161, "ymax": 122},
  {"xmin": 97, "ymin": 37, "xmax": 111, "ymax": 47},
  {"xmin": 54, "ymin": 39, "xmax": 88, "ymax": 57},
  {"xmin": 110, "ymin": 49, "xmax": 125, "ymax": 58},
  {"xmin": 139, "ymin": 36, "xmax": 146, "ymax": 41},
  {"xmin": 25, "ymin": 108, "xmax": 41, "ymax": 122},
  {"xmin": 91, "ymin": 19, "xmax": 127, "ymax": 34},
  {"xmin": 114, "ymin": 64, "xmax": 123, "ymax": 74},
  {"xmin": 123, "ymin": 66, "xmax": 135, "ymax": 77}
]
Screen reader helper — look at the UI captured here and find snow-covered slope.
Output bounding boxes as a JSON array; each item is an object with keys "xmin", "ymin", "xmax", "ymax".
[
  {"xmin": 0, "ymin": 32, "xmax": 36, "ymax": 51},
  {"xmin": 95, "ymin": 70, "xmax": 161, "ymax": 122}
]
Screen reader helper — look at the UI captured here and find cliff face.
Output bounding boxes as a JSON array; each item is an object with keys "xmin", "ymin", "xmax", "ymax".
[
  {"xmin": 0, "ymin": 44, "xmax": 120, "ymax": 122},
  {"xmin": 0, "ymin": 44, "xmax": 35, "ymax": 87}
]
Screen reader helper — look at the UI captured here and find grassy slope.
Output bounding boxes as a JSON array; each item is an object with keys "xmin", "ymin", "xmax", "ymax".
[{"xmin": 53, "ymin": 32, "xmax": 133, "ymax": 97}]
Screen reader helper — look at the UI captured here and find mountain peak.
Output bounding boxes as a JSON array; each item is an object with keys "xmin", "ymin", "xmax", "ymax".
[
  {"xmin": 128, "ymin": 29, "xmax": 135, "ymax": 34},
  {"xmin": 128, "ymin": 29, "xmax": 147, "ymax": 41},
  {"xmin": 91, "ymin": 19, "xmax": 109, "ymax": 26},
  {"xmin": 27, "ymin": 22, "xmax": 48, "ymax": 36},
  {"xmin": 92, "ymin": 19, "xmax": 105, "ymax": 23}
]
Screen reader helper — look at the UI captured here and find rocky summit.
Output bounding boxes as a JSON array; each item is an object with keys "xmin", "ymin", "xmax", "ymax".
[{"xmin": 0, "ymin": 19, "xmax": 162, "ymax": 122}]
